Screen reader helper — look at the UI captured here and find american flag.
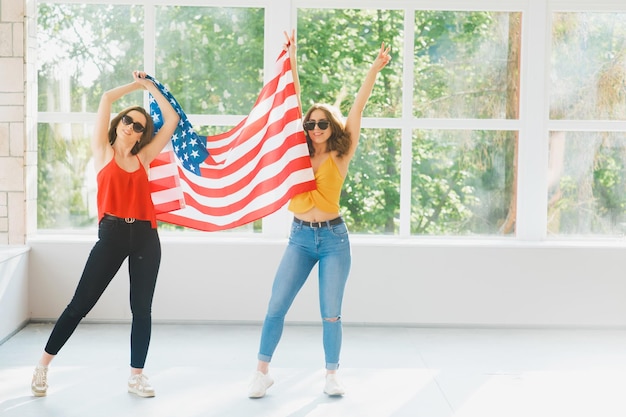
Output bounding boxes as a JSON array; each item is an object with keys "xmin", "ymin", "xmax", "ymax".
[{"xmin": 146, "ymin": 50, "xmax": 316, "ymax": 231}]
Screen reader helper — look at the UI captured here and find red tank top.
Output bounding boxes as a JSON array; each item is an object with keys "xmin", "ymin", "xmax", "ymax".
[{"xmin": 97, "ymin": 154, "xmax": 157, "ymax": 228}]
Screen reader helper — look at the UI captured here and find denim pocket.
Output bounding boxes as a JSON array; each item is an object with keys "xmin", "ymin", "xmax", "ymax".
[
  {"xmin": 98, "ymin": 217, "xmax": 118, "ymax": 239},
  {"xmin": 288, "ymin": 222, "xmax": 302, "ymax": 241},
  {"xmin": 330, "ymin": 222, "xmax": 349, "ymax": 238}
]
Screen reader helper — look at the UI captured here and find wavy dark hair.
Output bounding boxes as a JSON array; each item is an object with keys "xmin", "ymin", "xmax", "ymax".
[
  {"xmin": 302, "ymin": 103, "xmax": 351, "ymax": 158},
  {"xmin": 108, "ymin": 106, "xmax": 155, "ymax": 155}
]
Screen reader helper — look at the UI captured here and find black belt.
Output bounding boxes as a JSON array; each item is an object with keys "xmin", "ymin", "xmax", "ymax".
[
  {"xmin": 294, "ymin": 217, "xmax": 343, "ymax": 228},
  {"xmin": 103, "ymin": 214, "xmax": 144, "ymax": 224}
]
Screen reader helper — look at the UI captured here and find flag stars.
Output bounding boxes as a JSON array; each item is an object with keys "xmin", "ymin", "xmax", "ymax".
[
  {"xmin": 148, "ymin": 75, "xmax": 209, "ymax": 175},
  {"xmin": 145, "ymin": 54, "xmax": 311, "ymax": 230}
]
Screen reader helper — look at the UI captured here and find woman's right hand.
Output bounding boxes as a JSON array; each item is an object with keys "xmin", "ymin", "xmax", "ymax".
[{"xmin": 283, "ymin": 29, "xmax": 296, "ymax": 54}]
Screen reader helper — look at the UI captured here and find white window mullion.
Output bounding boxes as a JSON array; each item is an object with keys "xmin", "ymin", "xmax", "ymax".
[
  {"xmin": 143, "ymin": 2, "xmax": 156, "ymax": 110},
  {"xmin": 399, "ymin": 6, "xmax": 416, "ymax": 237},
  {"xmin": 261, "ymin": 0, "xmax": 294, "ymax": 238},
  {"xmin": 516, "ymin": 0, "xmax": 549, "ymax": 241}
]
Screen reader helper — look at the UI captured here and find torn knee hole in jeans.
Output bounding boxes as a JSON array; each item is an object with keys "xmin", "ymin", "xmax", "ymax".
[{"xmin": 324, "ymin": 316, "xmax": 341, "ymax": 322}]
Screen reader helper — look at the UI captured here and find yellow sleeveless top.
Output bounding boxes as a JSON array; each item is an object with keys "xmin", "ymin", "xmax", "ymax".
[{"xmin": 289, "ymin": 156, "xmax": 344, "ymax": 214}]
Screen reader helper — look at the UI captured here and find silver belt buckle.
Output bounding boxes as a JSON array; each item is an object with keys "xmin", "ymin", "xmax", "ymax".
[{"xmin": 124, "ymin": 217, "xmax": 136, "ymax": 224}]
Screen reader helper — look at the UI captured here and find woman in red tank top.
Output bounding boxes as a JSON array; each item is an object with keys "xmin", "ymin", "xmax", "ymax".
[{"xmin": 31, "ymin": 71, "xmax": 180, "ymax": 399}]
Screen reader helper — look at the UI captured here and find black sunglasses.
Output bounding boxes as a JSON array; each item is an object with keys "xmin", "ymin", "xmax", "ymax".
[
  {"xmin": 303, "ymin": 120, "xmax": 330, "ymax": 131},
  {"xmin": 121, "ymin": 114, "xmax": 146, "ymax": 133}
]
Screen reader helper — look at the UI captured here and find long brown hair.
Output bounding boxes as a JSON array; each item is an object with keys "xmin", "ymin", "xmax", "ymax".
[
  {"xmin": 303, "ymin": 103, "xmax": 351, "ymax": 158},
  {"xmin": 108, "ymin": 106, "xmax": 155, "ymax": 155}
]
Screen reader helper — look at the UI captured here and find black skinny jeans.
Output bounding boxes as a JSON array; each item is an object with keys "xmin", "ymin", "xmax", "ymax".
[{"xmin": 45, "ymin": 216, "xmax": 161, "ymax": 369}]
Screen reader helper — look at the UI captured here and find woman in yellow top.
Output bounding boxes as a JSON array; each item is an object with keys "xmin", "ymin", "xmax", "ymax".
[{"xmin": 249, "ymin": 30, "xmax": 391, "ymax": 398}]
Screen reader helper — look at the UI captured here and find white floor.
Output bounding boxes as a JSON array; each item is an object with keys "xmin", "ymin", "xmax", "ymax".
[{"xmin": 1, "ymin": 322, "xmax": 626, "ymax": 417}]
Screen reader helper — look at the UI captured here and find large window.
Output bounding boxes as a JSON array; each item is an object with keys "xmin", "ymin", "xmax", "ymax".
[
  {"xmin": 37, "ymin": 3, "xmax": 264, "ymax": 232},
  {"xmin": 548, "ymin": 12, "xmax": 626, "ymax": 236},
  {"xmin": 36, "ymin": 1, "xmax": 626, "ymax": 239}
]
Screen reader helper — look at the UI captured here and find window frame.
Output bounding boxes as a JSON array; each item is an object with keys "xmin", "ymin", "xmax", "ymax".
[{"xmin": 34, "ymin": 0, "xmax": 626, "ymax": 241}]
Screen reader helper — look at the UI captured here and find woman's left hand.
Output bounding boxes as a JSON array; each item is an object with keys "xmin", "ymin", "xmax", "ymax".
[
  {"xmin": 372, "ymin": 43, "xmax": 392, "ymax": 72},
  {"xmin": 133, "ymin": 71, "xmax": 152, "ymax": 89}
]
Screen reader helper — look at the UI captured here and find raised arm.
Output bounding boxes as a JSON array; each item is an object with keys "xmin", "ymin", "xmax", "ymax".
[
  {"xmin": 92, "ymin": 73, "xmax": 144, "ymax": 171},
  {"xmin": 284, "ymin": 29, "xmax": 302, "ymax": 112},
  {"xmin": 134, "ymin": 74, "xmax": 180, "ymax": 166},
  {"xmin": 91, "ymin": 71, "xmax": 180, "ymax": 171},
  {"xmin": 344, "ymin": 43, "xmax": 391, "ymax": 160}
]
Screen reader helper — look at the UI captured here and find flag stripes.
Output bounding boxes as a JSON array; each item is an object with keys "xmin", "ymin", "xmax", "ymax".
[{"xmin": 148, "ymin": 49, "xmax": 316, "ymax": 231}]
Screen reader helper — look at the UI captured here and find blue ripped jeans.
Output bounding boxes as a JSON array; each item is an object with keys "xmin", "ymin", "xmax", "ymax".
[{"xmin": 258, "ymin": 218, "xmax": 351, "ymax": 370}]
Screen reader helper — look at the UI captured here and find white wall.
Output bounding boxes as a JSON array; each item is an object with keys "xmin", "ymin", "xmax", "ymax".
[
  {"xmin": 27, "ymin": 236, "xmax": 626, "ymax": 328},
  {"xmin": 0, "ymin": 247, "xmax": 30, "ymax": 342},
  {"xmin": 14, "ymin": 0, "xmax": 626, "ymax": 331}
]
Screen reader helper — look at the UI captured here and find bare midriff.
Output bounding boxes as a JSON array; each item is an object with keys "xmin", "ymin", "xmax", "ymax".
[{"xmin": 294, "ymin": 206, "xmax": 341, "ymax": 223}]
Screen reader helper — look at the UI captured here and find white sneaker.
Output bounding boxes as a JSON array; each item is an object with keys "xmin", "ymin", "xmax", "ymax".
[
  {"xmin": 31, "ymin": 365, "xmax": 48, "ymax": 397},
  {"xmin": 128, "ymin": 373, "xmax": 155, "ymax": 398},
  {"xmin": 248, "ymin": 371, "xmax": 274, "ymax": 398},
  {"xmin": 324, "ymin": 373, "xmax": 345, "ymax": 396}
]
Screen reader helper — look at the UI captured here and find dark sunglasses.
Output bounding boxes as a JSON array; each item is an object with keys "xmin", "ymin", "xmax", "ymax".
[
  {"xmin": 121, "ymin": 114, "xmax": 145, "ymax": 133},
  {"xmin": 303, "ymin": 120, "xmax": 330, "ymax": 131}
]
